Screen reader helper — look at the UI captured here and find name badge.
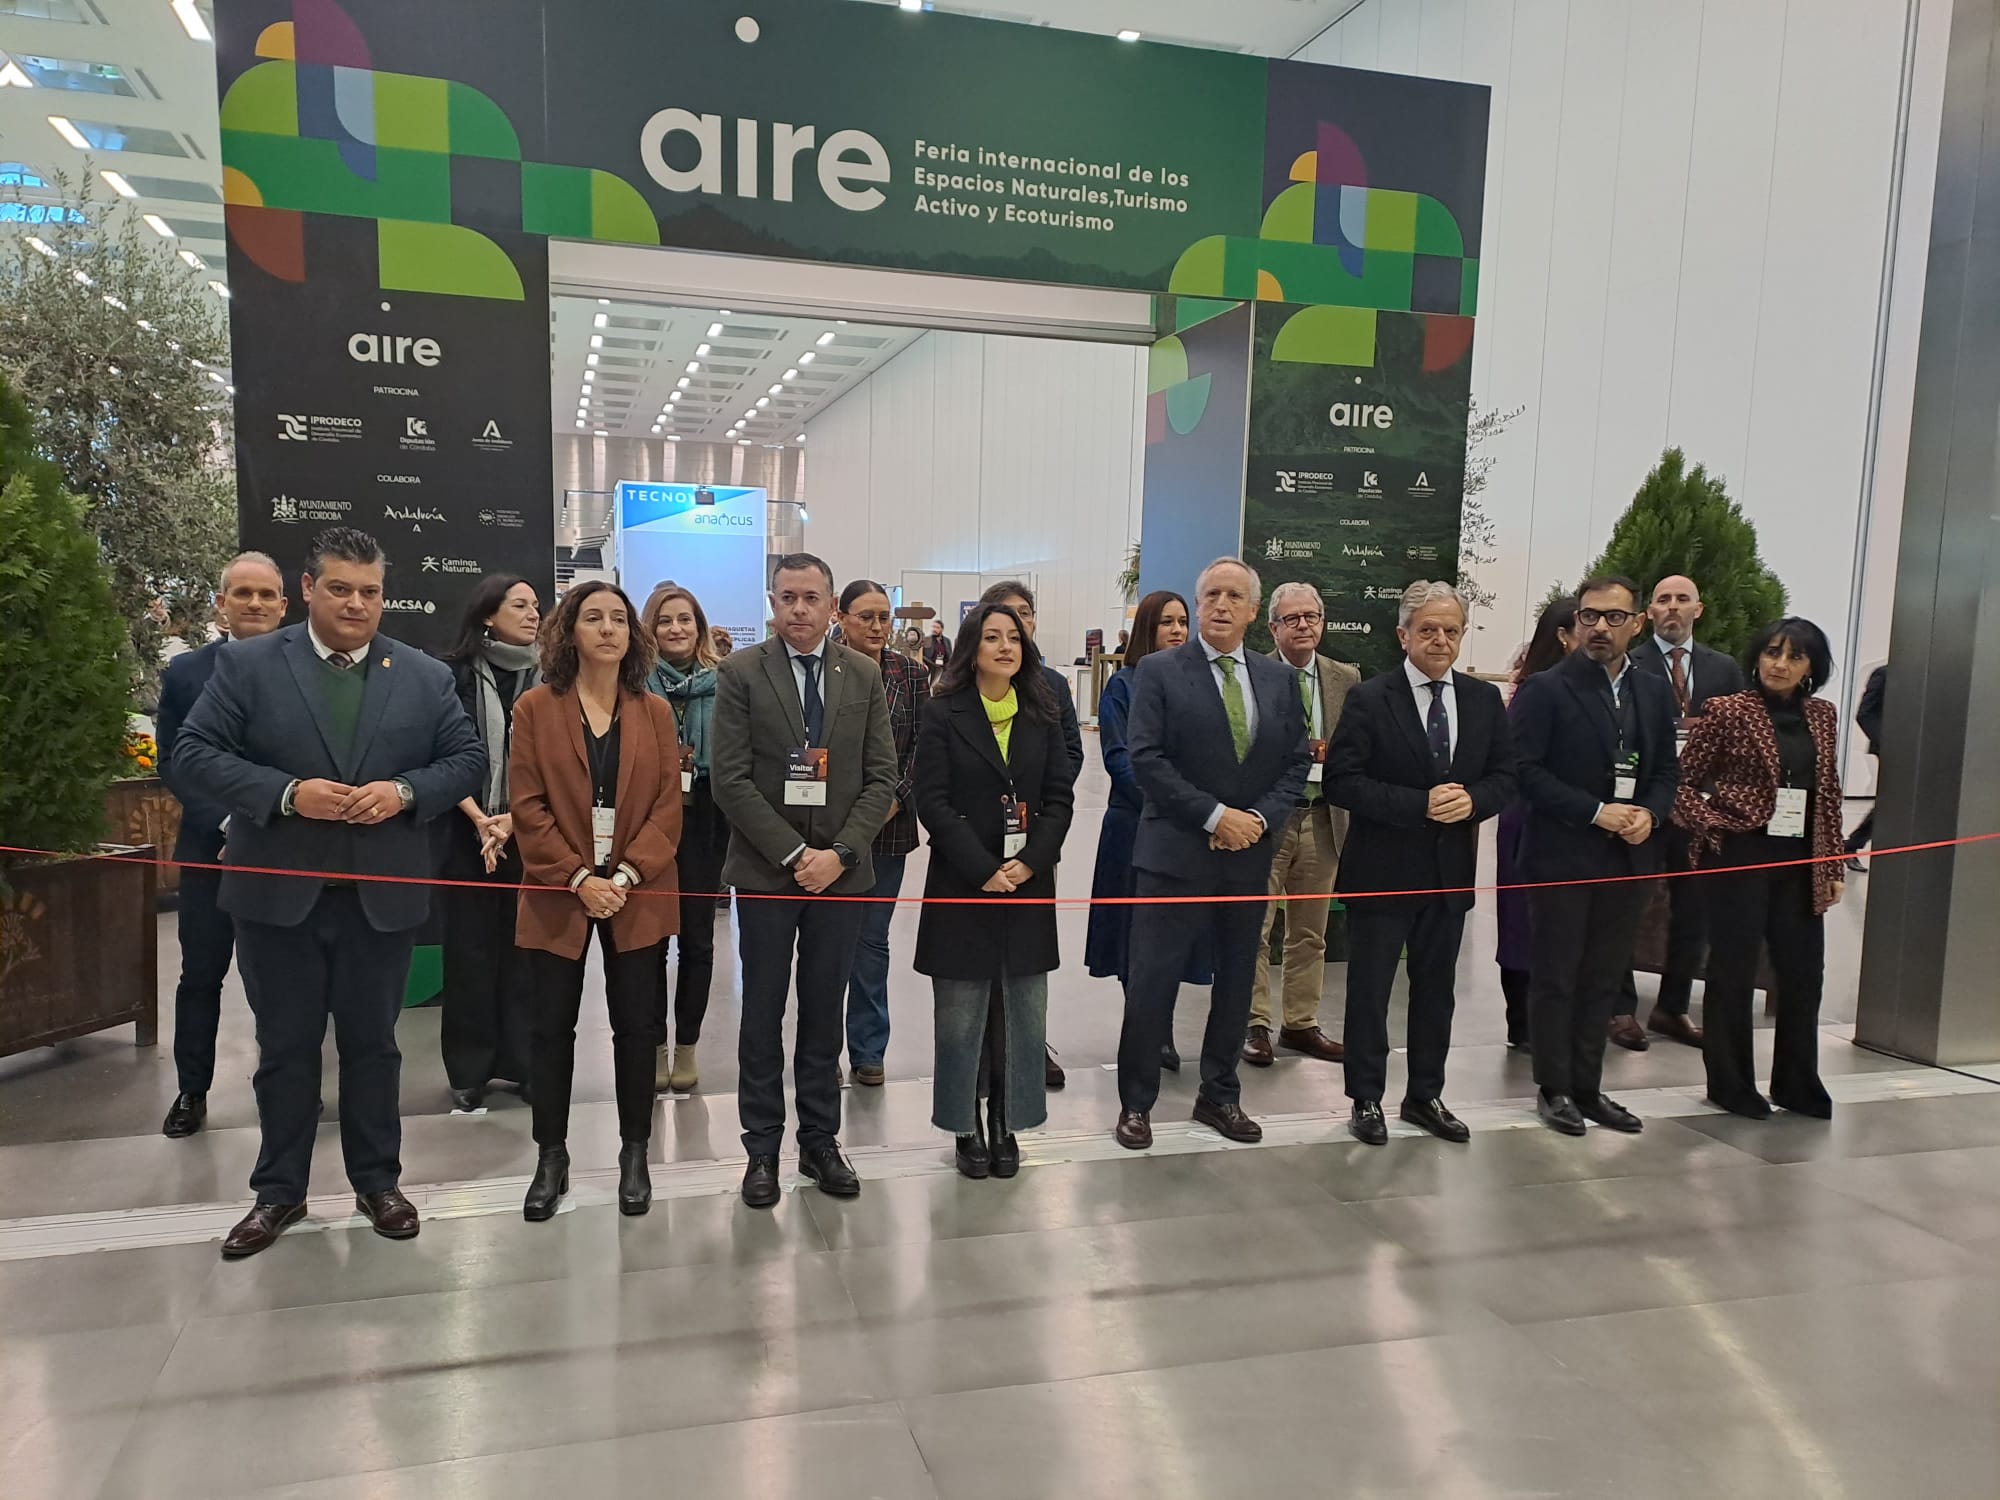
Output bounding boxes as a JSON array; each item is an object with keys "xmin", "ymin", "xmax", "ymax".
[
  {"xmin": 1001, "ymin": 795, "xmax": 1029, "ymax": 859},
  {"xmin": 591, "ymin": 804, "xmax": 616, "ymax": 868},
  {"xmin": 1611, "ymin": 751, "xmax": 1640, "ymax": 803},
  {"xmin": 681, "ymin": 770, "xmax": 695, "ymax": 795},
  {"xmin": 1768, "ymin": 785, "xmax": 1807, "ymax": 838},
  {"xmin": 785, "ymin": 747, "xmax": 829, "ymax": 805},
  {"xmin": 681, "ymin": 746, "xmax": 695, "ymax": 799},
  {"xmin": 1307, "ymin": 739, "xmax": 1326, "ymax": 784}
]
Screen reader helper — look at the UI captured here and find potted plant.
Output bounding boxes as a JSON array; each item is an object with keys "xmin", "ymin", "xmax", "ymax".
[
  {"xmin": 0, "ymin": 373, "xmax": 159, "ymax": 1057},
  {"xmin": 103, "ymin": 727, "xmax": 185, "ymax": 898}
]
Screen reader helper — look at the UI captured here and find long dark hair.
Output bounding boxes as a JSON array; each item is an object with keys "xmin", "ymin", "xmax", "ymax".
[
  {"xmin": 539, "ymin": 580, "xmax": 654, "ymax": 695},
  {"xmin": 1745, "ymin": 616, "xmax": 1835, "ymax": 699},
  {"xmin": 935, "ymin": 603, "xmax": 1056, "ymax": 722},
  {"xmin": 1514, "ymin": 595, "xmax": 1578, "ymax": 683},
  {"xmin": 1127, "ymin": 589, "xmax": 1188, "ymax": 671},
  {"xmin": 445, "ymin": 573, "xmax": 533, "ymax": 662}
]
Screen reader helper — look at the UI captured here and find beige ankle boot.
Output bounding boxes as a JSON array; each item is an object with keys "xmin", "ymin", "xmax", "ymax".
[
  {"xmin": 668, "ymin": 1043, "xmax": 699, "ymax": 1093},
  {"xmin": 654, "ymin": 1044, "xmax": 674, "ymax": 1094}
]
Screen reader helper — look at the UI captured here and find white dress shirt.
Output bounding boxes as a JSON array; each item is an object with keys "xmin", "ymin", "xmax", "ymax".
[
  {"xmin": 1404, "ymin": 656, "xmax": 1458, "ymax": 761},
  {"xmin": 1200, "ymin": 636, "xmax": 1261, "ymax": 835},
  {"xmin": 307, "ymin": 621, "xmax": 374, "ymax": 665},
  {"xmin": 1652, "ymin": 632, "xmax": 1693, "ymax": 704},
  {"xmin": 785, "ymin": 638, "xmax": 829, "ymax": 732}
]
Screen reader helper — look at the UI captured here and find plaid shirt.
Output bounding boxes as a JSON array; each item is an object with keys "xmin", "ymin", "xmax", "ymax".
[{"xmin": 873, "ymin": 645, "xmax": 926, "ymax": 857}]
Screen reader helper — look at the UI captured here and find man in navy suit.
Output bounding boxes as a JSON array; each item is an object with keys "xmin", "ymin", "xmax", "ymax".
[
  {"xmin": 1325, "ymin": 581, "xmax": 1517, "ymax": 1146},
  {"xmin": 1113, "ymin": 557, "xmax": 1311, "ymax": 1149},
  {"xmin": 176, "ymin": 528, "xmax": 485, "ymax": 1257},
  {"xmin": 154, "ymin": 551, "xmax": 287, "ymax": 1139},
  {"xmin": 1511, "ymin": 575, "xmax": 1680, "ymax": 1136}
]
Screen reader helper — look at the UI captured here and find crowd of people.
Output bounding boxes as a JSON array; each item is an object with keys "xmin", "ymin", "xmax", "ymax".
[{"xmin": 153, "ymin": 525, "xmax": 1862, "ymax": 1258}]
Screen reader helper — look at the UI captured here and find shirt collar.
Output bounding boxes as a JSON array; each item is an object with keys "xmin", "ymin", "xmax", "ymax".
[
  {"xmin": 307, "ymin": 622, "xmax": 372, "ymax": 663},
  {"xmin": 1200, "ymin": 636, "xmax": 1245, "ymax": 667},
  {"xmin": 1404, "ymin": 656, "xmax": 1449, "ymax": 692},
  {"xmin": 785, "ymin": 638, "xmax": 827, "ymax": 663},
  {"xmin": 1653, "ymin": 633, "xmax": 1691, "ymax": 657}
]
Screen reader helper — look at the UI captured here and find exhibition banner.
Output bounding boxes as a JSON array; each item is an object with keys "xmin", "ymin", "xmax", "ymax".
[{"xmin": 616, "ymin": 482, "xmax": 770, "ymax": 649}]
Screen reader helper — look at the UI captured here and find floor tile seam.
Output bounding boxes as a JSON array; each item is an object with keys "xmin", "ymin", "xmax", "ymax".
[
  {"xmin": 1506, "ymin": 1268, "xmax": 1997, "ymax": 1342},
  {"xmin": 92, "ymin": 1316, "xmax": 197, "ymax": 1500},
  {"xmin": 1769, "ymin": 1162, "xmax": 2000, "ymax": 1256}
]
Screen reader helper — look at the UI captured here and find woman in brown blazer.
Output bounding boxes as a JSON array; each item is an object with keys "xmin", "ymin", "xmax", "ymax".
[
  {"xmin": 511, "ymin": 581, "xmax": 682, "ymax": 1219},
  {"xmin": 1674, "ymin": 617, "xmax": 1844, "ymax": 1121}
]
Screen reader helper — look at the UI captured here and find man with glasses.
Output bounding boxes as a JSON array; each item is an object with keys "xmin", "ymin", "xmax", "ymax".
[
  {"xmin": 1510, "ymin": 576, "xmax": 1679, "ymax": 1137},
  {"xmin": 1241, "ymin": 583, "xmax": 1361, "ymax": 1068}
]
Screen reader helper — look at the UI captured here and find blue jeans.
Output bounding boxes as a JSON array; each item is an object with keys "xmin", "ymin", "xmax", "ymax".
[{"xmin": 843, "ymin": 853, "xmax": 905, "ymax": 1066}]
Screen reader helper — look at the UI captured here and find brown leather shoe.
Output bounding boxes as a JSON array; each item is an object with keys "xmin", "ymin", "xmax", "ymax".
[
  {"xmin": 1646, "ymin": 1009, "xmax": 1704, "ymax": 1048},
  {"xmin": 1192, "ymin": 1095, "xmax": 1263, "ymax": 1142},
  {"xmin": 1045, "ymin": 1046, "xmax": 1067, "ymax": 1090},
  {"xmin": 1278, "ymin": 1025, "xmax": 1344, "ymax": 1062},
  {"xmin": 1241, "ymin": 1024, "xmax": 1275, "ymax": 1068},
  {"xmin": 220, "ymin": 1202, "xmax": 306, "ymax": 1260},
  {"xmin": 1114, "ymin": 1109, "xmax": 1152, "ymax": 1150},
  {"xmin": 356, "ymin": 1188, "xmax": 421, "ymax": 1240},
  {"xmin": 853, "ymin": 1063, "xmax": 886, "ymax": 1086},
  {"xmin": 1608, "ymin": 1015, "xmax": 1650, "ymax": 1052}
]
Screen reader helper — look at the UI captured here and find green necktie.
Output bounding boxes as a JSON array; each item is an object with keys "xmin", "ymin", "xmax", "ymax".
[
  {"xmin": 1218, "ymin": 653, "xmax": 1250, "ymax": 761},
  {"xmin": 1299, "ymin": 668, "xmax": 1321, "ymax": 802}
]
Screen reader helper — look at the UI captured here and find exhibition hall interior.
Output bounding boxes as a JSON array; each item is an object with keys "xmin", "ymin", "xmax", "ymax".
[{"xmin": 0, "ymin": 1, "xmax": 1996, "ymax": 1497}]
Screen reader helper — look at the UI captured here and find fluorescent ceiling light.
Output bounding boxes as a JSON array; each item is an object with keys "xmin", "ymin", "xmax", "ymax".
[
  {"xmin": 695, "ymin": 342, "xmax": 710, "ymax": 357},
  {"xmin": 738, "ymin": 439, "xmax": 752, "ymax": 446},
  {"xmin": 1117, "ymin": 29, "xmax": 1141, "ymax": 42},
  {"xmin": 48, "ymin": 115, "xmax": 88, "ymax": 149},
  {"xmin": 796, "ymin": 433, "xmax": 806, "ymax": 442},
  {"xmin": 836, "ymin": 319, "xmax": 848, "ymax": 325},
  {"xmin": 597, "ymin": 297, "xmax": 609, "ymax": 305},
  {"xmin": 587, "ymin": 353, "xmax": 599, "ymax": 366},
  {"xmin": 676, "ymin": 376, "xmax": 690, "ymax": 388},
  {"xmin": 685, "ymin": 360, "xmax": 699, "ymax": 373},
  {"xmin": 756, "ymin": 397, "xmax": 770, "ymax": 408},
  {"xmin": 815, "ymin": 331, "xmax": 835, "ymax": 346},
  {"xmin": 650, "ymin": 425, "xmax": 661, "ymax": 434},
  {"xmin": 179, "ymin": 248, "xmax": 205, "ymax": 269},
  {"xmin": 798, "ymin": 351, "xmax": 815, "ymax": 365},
  {"xmin": 668, "ymin": 434, "xmax": 681, "ymax": 442},
  {"xmin": 719, "ymin": 309, "xmax": 732, "ymax": 316},
  {"xmin": 172, "ymin": 0, "xmax": 214, "ymax": 43},
  {"xmin": 100, "ymin": 169, "xmax": 137, "ymax": 198},
  {"xmin": 768, "ymin": 384, "xmax": 783, "ymax": 394},
  {"xmin": 208, "ymin": 281, "xmax": 229, "ymax": 297},
  {"xmin": 783, "ymin": 368, "xmax": 799, "ymax": 380},
  {"xmin": 799, "ymin": 506, "xmax": 810, "ymax": 520},
  {"xmin": 24, "ymin": 236, "xmax": 54, "ymax": 257},
  {"xmin": 593, "ymin": 312, "xmax": 607, "ymax": 328},
  {"xmin": 71, "ymin": 268, "xmax": 91, "ymax": 285},
  {"xmin": 589, "ymin": 334, "xmax": 603, "ymax": 348},
  {"xmin": 142, "ymin": 213, "xmax": 174, "ymax": 236},
  {"xmin": 900, "ymin": 0, "xmax": 922, "ymax": 10},
  {"xmin": 706, "ymin": 322, "xmax": 722, "ymax": 338},
  {"xmin": 0, "ymin": 59, "xmax": 33, "ymax": 90}
]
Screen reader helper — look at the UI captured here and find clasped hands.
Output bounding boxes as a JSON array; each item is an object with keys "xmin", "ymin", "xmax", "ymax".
[
  {"xmin": 293, "ymin": 778, "xmax": 405, "ymax": 826},
  {"xmin": 576, "ymin": 874, "xmax": 625, "ymax": 920},
  {"xmin": 980, "ymin": 859, "xmax": 1036, "ymax": 893},
  {"xmin": 474, "ymin": 812, "xmax": 512, "ymax": 873},
  {"xmin": 1207, "ymin": 808, "xmax": 1264, "ymax": 852},
  {"xmin": 1427, "ymin": 783, "xmax": 1476, "ymax": 824},
  {"xmin": 1592, "ymin": 803, "xmax": 1656, "ymax": 845}
]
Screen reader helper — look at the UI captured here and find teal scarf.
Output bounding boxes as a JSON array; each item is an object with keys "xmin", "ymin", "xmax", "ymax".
[{"xmin": 648, "ymin": 656, "xmax": 717, "ymax": 775}]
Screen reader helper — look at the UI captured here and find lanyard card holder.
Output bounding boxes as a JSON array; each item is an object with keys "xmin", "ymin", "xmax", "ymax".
[
  {"xmin": 1768, "ymin": 785, "xmax": 1808, "ymax": 838},
  {"xmin": 591, "ymin": 803, "xmax": 616, "ymax": 869},
  {"xmin": 680, "ymin": 742, "xmax": 695, "ymax": 799},
  {"xmin": 785, "ymin": 746, "xmax": 829, "ymax": 806},
  {"xmin": 1307, "ymin": 739, "xmax": 1327, "ymax": 783},
  {"xmin": 1611, "ymin": 750, "xmax": 1640, "ymax": 803},
  {"xmin": 1001, "ymin": 794, "xmax": 1029, "ymax": 859}
]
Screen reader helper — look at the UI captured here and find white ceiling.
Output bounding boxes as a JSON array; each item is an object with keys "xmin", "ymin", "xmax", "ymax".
[
  {"xmin": 932, "ymin": 0, "xmax": 1357, "ymax": 55},
  {"xmin": 551, "ymin": 297, "xmax": 922, "ymax": 448}
]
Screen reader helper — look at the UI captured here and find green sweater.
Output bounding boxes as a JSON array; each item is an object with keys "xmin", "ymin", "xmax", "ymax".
[{"xmin": 316, "ymin": 651, "xmax": 369, "ymax": 754}]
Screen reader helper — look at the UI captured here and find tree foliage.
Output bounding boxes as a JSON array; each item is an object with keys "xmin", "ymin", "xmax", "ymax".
[
  {"xmin": 1456, "ymin": 399, "xmax": 1521, "ymax": 618},
  {"xmin": 0, "ymin": 175, "xmax": 235, "ymax": 692},
  {"xmin": 0, "ymin": 372, "xmax": 130, "ymax": 863},
  {"xmin": 1581, "ymin": 447, "xmax": 1787, "ymax": 660}
]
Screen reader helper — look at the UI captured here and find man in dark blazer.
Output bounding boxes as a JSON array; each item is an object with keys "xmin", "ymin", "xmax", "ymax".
[
  {"xmin": 1326, "ymin": 581, "xmax": 1517, "ymax": 1146},
  {"xmin": 175, "ymin": 528, "xmax": 484, "ymax": 1257},
  {"xmin": 1511, "ymin": 575, "xmax": 1679, "ymax": 1137},
  {"xmin": 1611, "ymin": 573, "xmax": 1746, "ymax": 1048},
  {"xmin": 154, "ymin": 551, "xmax": 288, "ymax": 1139},
  {"xmin": 712, "ymin": 553, "xmax": 897, "ymax": 1208},
  {"xmin": 1113, "ymin": 557, "xmax": 1311, "ymax": 1150},
  {"xmin": 1845, "ymin": 663, "xmax": 1888, "ymax": 869}
]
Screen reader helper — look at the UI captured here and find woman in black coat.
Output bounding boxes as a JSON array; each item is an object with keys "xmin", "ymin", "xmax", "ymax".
[{"xmin": 914, "ymin": 602, "xmax": 1076, "ymax": 1180}]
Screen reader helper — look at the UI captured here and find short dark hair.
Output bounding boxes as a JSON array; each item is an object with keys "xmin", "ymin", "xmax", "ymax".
[
  {"xmin": 304, "ymin": 527, "xmax": 385, "ymax": 581},
  {"xmin": 770, "ymin": 552, "xmax": 834, "ymax": 593},
  {"xmin": 934, "ymin": 603, "xmax": 1057, "ymax": 721},
  {"xmin": 839, "ymin": 578, "xmax": 889, "ymax": 613},
  {"xmin": 1745, "ymin": 616, "xmax": 1835, "ymax": 698},
  {"xmin": 539, "ymin": 580, "xmax": 654, "ymax": 695},
  {"xmin": 1575, "ymin": 574, "xmax": 1641, "ymax": 610},
  {"xmin": 979, "ymin": 579, "xmax": 1036, "ymax": 611},
  {"xmin": 446, "ymin": 574, "xmax": 534, "ymax": 662}
]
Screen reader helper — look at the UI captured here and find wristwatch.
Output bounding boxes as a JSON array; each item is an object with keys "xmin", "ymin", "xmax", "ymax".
[
  {"xmin": 831, "ymin": 842, "xmax": 859, "ymax": 870},
  {"xmin": 610, "ymin": 869, "xmax": 634, "ymax": 891}
]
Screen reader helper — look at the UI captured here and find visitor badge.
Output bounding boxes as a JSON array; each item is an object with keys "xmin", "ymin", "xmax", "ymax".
[
  {"xmin": 1611, "ymin": 751, "xmax": 1640, "ymax": 803},
  {"xmin": 1001, "ymin": 795, "xmax": 1029, "ymax": 859},
  {"xmin": 785, "ymin": 746, "xmax": 829, "ymax": 805},
  {"xmin": 1307, "ymin": 739, "xmax": 1326, "ymax": 783},
  {"xmin": 682, "ymin": 771, "xmax": 694, "ymax": 795},
  {"xmin": 681, "ymin": 745, "xmax": 695, "ymax": 797},
  {"xmin": 1768, "ymin": 785, "xmax": 1807, "ymax": 838},
  {"xmin": 591, "ymin": 805, "xmax": 616, "ymax": 867}
]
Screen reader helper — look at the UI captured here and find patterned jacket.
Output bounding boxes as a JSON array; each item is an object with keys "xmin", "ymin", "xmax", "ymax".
[
  {"xmin": 1672, "ymin": 690, "xmax": 1844, "ymax": 914},
  {"xmin": 873, "ymin": 645, "xmax": 927, "ymax": 857}
]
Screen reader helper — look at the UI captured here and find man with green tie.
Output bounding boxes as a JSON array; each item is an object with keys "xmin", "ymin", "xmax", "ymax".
[{"xmin": 1242, "ymin": 583, "xmax": 1362, "ymax": 1069}]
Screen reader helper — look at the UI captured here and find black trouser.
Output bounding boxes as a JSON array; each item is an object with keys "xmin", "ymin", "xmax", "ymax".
[
  {"xmin": 1343, "ymin": 899, "xmax": 1466, "ymax": 1105},
  {"xmin": 233, "ymin": 887, "xmax": 415, "ymax": 1204},
  {"xmin": 1118, "ymin": 871, "xmax": 1266, "ymax": 1114},
  {"xmin": 735, "ymin": 893, "xmax": 865, "ymax": 1156},
  {"xmin": 1701, "ymin": 841, "xmax": 1828, "ymax": 1108},
  {"xmin": 525, "ymin": 924, "xmax": 666, "ymax": 1147},
  {"xmin": 1845, "ymin": 808, "xmax": 1875, "ymax": 854},
  {"xmin": 439, "ymin": 847, "xmax": 532, "ymax": 1090},
  {"xmin": 1528, "ymin": 881, "xmax": 1646, "ymax": 1101},
  {"xmin": 171, "ymin": 862, "xmax": 235, "ymax": 1096},
  {"xmin": 1498, "ymin": 967, "xmax": 1531, "ymax": 1046},
  {"xmin": 1615, "ymin": 827, "xmax": 1703, "ymax": 1017},
  {"xmin": 665, "ymin": 779, "xmax": 727, "ymax": 1046}
]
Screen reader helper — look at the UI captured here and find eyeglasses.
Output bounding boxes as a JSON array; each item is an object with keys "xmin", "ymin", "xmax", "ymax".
[
  {"xmin": 1274, "ymin": 611, "xmax": 1322, "ymax": 628},
  {"xmin": 1576, "ymin": 608, "xmax": 1635, "ymax": 628}
]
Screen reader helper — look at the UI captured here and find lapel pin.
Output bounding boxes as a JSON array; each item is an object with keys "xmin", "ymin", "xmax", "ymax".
[{"xmin": 381, "ymin": 657, "xmax": 391, "ymax": 669}]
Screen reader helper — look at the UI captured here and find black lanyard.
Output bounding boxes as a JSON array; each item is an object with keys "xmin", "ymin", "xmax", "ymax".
[{"xmin": 582, "ymin": 704, "xmax": 618, "ymax": 806}]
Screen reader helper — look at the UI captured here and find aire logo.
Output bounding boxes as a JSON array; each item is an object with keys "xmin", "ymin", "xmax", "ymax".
[
  {"xmin": 348, "ymin": 333, "xmax": 441, "ymax": 367},
  {"xmin": 640, "ymin": 109, "xmax": 890, "ymax": 212},
  {"xmin": 1328, "ymin": 401, "xmax": 1394, "ymax": 430}
]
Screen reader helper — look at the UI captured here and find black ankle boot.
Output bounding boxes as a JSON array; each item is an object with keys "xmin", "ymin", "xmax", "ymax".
[
  {"xmin": 987, "ymin": 1081, "xmax": 1020, "ymax": 1178},
  {"xmin": 954, "ymin": 1133, "xmax": 991, "ymax": 1178},
  {"xmin": 617, "ymin": 1140, "xmax": 652, "ymax": 1215},
  {"xmin": 524, "ymin": 1145, "xmax": 568, "ymax": 1221}
]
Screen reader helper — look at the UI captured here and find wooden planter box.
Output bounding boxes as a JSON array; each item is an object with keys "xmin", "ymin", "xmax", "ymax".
[
  {"xmin": 0, "ymin": 848, "xmax": 159, "ymax": 1058},
  {"xmin": 103, "ymin": 776, "xmax": 182, "ymax": 896}
]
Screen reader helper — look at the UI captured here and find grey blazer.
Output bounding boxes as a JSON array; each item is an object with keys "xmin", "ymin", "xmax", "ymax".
[
  {"xmin": 710, "ymin": 636, "xmax": 898, "ymax": 894},
  {"xmin": 173, "ymin": 624, "xmax": 486, "ymax": 932}
]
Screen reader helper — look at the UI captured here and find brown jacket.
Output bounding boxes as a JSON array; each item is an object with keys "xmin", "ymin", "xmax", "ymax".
[{"xmin": 510, "ymin": 684, "xmax": 682, "ymax": 959}]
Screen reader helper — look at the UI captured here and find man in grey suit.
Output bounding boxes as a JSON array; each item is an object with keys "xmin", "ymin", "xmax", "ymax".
[
  {"xmin": 711, "ymin": 553, "xmax": 897, "ymax": 1208},
  {"xmin": 176, "ymin": 528, "xmax": 485, "ymax": 1258},
  {"xmin": 1113, "ymin": 557, "xmax": 1312, "ymax": 1150}
]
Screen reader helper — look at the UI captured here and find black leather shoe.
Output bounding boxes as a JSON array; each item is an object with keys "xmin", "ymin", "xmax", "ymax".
[
  {"xmin": 1160, "ymin": 1044, "xmax": 1182, "ymax": 1072},
  {"xmin": 742, "ymin": 1154, "xmax": 781, "ymax": 1208},
  {"xmin": 800, "ymin": 1143, "xmax": 861, "ymax": 1198},
  {"xmin": 357, "ymin": 1188, "xmax": 421, "ymax": 1239},
  {"xmin": 1349, "ymin": 1099, "xmax": 1389, "ymax": 1146},
  {"xmin": 1709, "ymin": 1091, "xmax": 1774, "ymax": 1120},
  {"xmin": 954, "ymin": 1133, "xmax": 991, "ymax": 1179},
  {"xmin": 1191, "ymin": 1095, "xmax": 1262, "ymax": 1142},
  {"xmin": 450, "ymin": 1086, "xmax": 484, "ymax": 1113},
  {"xmin": 1538, "ymin": 1091, "xmax": 1588, "ymax": 1136},
  {"xmin": 986, "ymin": 1092, "xmax": 1020, "ymax": 1178},
  {"xmin": 523, "ymin": 1146, "xmax": 569, "ymax": 1220},
  {"xmin": 1578, "ymin": 1095, "xmax": 1642, "ymax": 1133},
  {"xmin": 1772, "ymin": 1088, "xmax": 1833, "ymax": 1120},
  {"xmin": 220, "ymin": 1202, "xmax": 305, "ymax": 1259},
  {"xmin": 617, "ymin": 1141, "xmax": 652, "ymax": 1215},
  {"xmin": 1401, "ymin": 1096, "xmax": 1470, "ymax": 1144},
  {"xmin": 1044, "ymin": 1045, "xmax": 1066, "ymax": 1090},
  {"xmin": 1114, "ymin": 1109, "xmax": 1152, "ymax": 1150},
  {"xmin": 161, "ymin": 1092, "xmax": 206, "ymax": 1138}
]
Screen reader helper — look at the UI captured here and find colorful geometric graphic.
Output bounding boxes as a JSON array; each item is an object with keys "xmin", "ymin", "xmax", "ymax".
[{"xmin": 219, "ymin": 0, "xmax": 658, "ymax": 298}]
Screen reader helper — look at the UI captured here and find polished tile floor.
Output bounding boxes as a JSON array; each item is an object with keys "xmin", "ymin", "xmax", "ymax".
[{"xmin": 3, "ymin": 755, "xmax": 1994, "ymax": 1498}]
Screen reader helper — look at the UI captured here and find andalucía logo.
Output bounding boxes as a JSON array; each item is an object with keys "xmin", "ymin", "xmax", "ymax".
[
  {"xmin": 383, "ymin": 504, "xmax": 447, "ymax": 532},
  {"xmin": 473, "ymin": 419, "xmax": 514, "ymax": 453}
]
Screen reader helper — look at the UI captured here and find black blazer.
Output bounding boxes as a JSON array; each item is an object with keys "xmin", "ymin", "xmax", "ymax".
[
  {"xmin": 1128, "ymin": 641, "xmax": 1312, "ymax": 892},
  {"xmin": 1511, "ymin": 649, "xmax": 1680, "ymax": 881},
  {"xmin": 157, "ymin": 640, "xmax": 228, "ymax": 862},
  {"xmin": 1326, "ymin": 668, "xmax": 1516, "ymax": 915},
  {"xmin": 912, "ymin": 688, "xmax": 1075, "ymax": 980},
  {"xmin": 1856, "ymin": 665, "xmax": 1887, "ymax": 754},
  {"xmin": 1629, "ymin": 637, "xmax": 1744, "ymax": 715},
  {"xmin": 1044, "ymin": 663, "xmax": 1086, "ymax": 784}
]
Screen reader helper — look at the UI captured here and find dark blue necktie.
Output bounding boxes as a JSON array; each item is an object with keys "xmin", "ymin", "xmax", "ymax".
[
  {"xmin": 799, "ymin": 654, "xmax": 825, "ymax": 746},
  {"xmin": 1426, "ymin": 680, "xmax": 1451, "ymax": 777}
]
